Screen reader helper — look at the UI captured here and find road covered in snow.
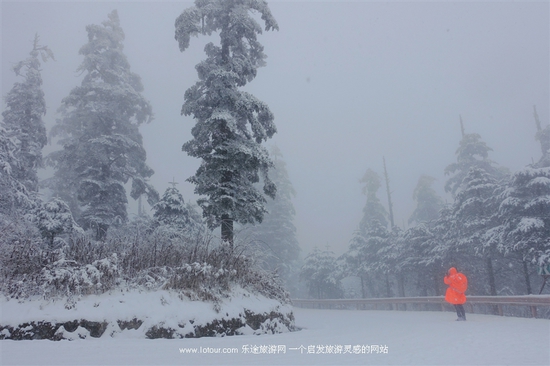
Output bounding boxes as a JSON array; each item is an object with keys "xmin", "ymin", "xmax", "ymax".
[{"xmin": 1, "ymin": 307, "xmax": 549, "ymax": 365}]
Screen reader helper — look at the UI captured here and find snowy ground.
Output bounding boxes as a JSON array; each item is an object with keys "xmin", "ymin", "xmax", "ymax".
[{"xmin": 1, "ymin": 307, "xmax": 549, "ymax": 365}]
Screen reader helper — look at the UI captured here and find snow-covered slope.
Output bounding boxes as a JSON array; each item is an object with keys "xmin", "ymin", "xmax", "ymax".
[{"xmin": 0, "ymin": 289, "xmax": 294, "ymax": 340}]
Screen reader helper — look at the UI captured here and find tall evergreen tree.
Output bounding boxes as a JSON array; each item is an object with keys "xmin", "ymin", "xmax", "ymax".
[
  {"xmin": 450, "ymin": 167, "xmax": 504, "ymax": 296},
  {"xmin": 2, "ymin": 35, "xmax": 53, "ymax": 193},
  {"xmin": 534, "ymin": 105, "xmax": 550, "ymax": 168},
  {"xmin": 48, "ymin": 10, "xmax": 158, "ymax": 240},
  {"xmin": 359, "ymin": 169, "xmax": 389, "ymax": 230},
  {"xmin": 382, "ymin": 157, "xmax": 395, "ymax": 228},
  {"xmin": 0, "ymin": 124, "xmax": 28, "ymax": 213},
  {"xmin": 175, "ymin": 0, "xmax": 279, "ymax": 247},
  {"xmin": 498, "ymin": 106, "xmax": 550, "ymax": 292},
  {"xmin": 408, "ymin": 175, "xmax": 443, "ymax": 226},
  {"xmin": 430, "ymin": 204, "xmax": 455, "ymax": 293},
  {"xmin": 498, "ymin": 166, "xmax": 550, "ymax": 293},
  {"xmin": 444, "ymin": 118, "xmax": 502, "ymax": 197},
  {"xmin": 247, "ymin": 146, "xmax": 300, "ymax": 277},
  {"xmin": 343, "ymin": 169, "xmax": 390, "ymax": 298},
  {"xmin": 379, "ymin": 225, "xmax": 404, "ymax": 297},
  {"xmin": 399, "ymin": 224, "xmax": 441, "ymax": 296},
  {"xmin": 300, "ymin": 247, "xmax": 343, "ymax": 299},
  {"xmin": 443, "ymin": 124, "xmax": 509, "ymax": 296}
]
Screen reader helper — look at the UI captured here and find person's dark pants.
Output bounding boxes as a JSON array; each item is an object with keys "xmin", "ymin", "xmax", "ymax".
[{"xmin": 454, "ymin": 304, "xmax": 466, "ymax": 320}]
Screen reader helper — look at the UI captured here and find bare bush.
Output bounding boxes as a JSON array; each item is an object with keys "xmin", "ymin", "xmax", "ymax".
[{"xmin": 0, "ymin": 215, "xmax": 289, "ymax": 305}]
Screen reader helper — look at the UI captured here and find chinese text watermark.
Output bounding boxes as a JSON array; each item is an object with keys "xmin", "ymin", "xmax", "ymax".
[{"xmin": 179, "ymin": 344, "xmax": 389, "ymax": 355}]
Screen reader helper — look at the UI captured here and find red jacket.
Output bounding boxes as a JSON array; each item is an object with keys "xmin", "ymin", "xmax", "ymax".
[{"xmin": 444, "ymin": 267, "xmax": 467, "ymax": 305}]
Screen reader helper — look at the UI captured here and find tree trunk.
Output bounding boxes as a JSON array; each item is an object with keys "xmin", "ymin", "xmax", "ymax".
[
  {"xmin": 397, "ymin": 273, "xmax": 406, "ymax": 310},
  {"xmin": 433, "ymin": 271, "xmax": 440, "ymax": 296},
  {"xmin": 221, "ymin": 40, "xmax": 230, "ymax": 65},
  {"xmin": 418, "ymin": 273, "xmax": 428, "ymax": 310},
  {"xmin": 360, "ymin": 275, "xmax": 366, "ymax": 299},
  {"xmin": 419, "ymin": 272, "xmax": 428, "ymax": 297},
  {"xmin": 219, "ymin": 135, "xmax": 233, "ymax": 248},
  {"xmin": 367, "ymin": 277, "xmax": 375, "ymax": 298},
  {"xmin": 486, "ymin": 256, "xmax": 497, "ymax": 296},
  {"xmin": 385, "ymin": 273, "xmax": 392, "ymax": 310},
  {"xmin": 523, "ymin": 260, "xmax": 532, "ymax": 295},
  {"xmin": 485, "ymin": 256, "xmax": 498, "ymax": 314},
  {"xmin": 398, "ymin": 273, "xmax": 405, "ymax": 297},
  {"xmin": 96, "ymin": 223, "xmax": 108, "ymax": 241},
  {"xmin": 385, "ymin": 273, "xmax": 392, "ymax": 297},
  {"xmin": 153, "ymin": 237, "xmax": 157, "ymax": 267},
  {"xmin": 221, "ymin": 214, "xmax": 233, "ymax": 248},
  {"xmin": 383, "ymin": 157, "xmax": 395, "ymax": 228}
]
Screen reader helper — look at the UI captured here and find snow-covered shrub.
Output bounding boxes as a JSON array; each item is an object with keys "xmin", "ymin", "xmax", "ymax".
[
  {"xmin": 63, "ymin": 232, "xmax": 115, "ymax": 267},
  {"xmin": 35, "ymin": 198, "xmax": 81, "ymax": 247},
  {"xmin": 1, "ymin": 209, "xmax": 289, "ymax": 308},
  {"xmin": 126, "ymin": 236, "xmax": 290, "ymax": 304},
  {"xmin": 129, "ymin": 266, "xmax": 172, "ymax": 290},
  {"xmin": 0, "ymin": 216, "xmax": 123, "ymax": 301},
  {"xmin": 239, "ymin": 265, "xmax": 290, "ymax": 304},
  {"xmin": 90, "ymin": 254, "xmax": 120, "ymax": 290},
  {"xmin": 105, "ymin": 217, "xmax": 196, "ymax": 275},
  {"xmin": 40, "ymin": 259, "xmax": 91, "ymax": 299},
  {"xmin": 0, "ymin": 214, "xmax": 44, "ymax": 298},
  {"xmin": 40, "ymin": 253, "xmax": 120, "ymax": 299}
]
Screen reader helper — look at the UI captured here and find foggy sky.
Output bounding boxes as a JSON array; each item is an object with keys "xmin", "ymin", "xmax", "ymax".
[{"xmin": 2, "ymin": 1, "xmax": 549, "ymax": 256}]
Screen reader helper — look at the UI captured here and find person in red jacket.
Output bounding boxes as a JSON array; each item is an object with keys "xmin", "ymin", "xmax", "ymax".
[{"xmin": 444, "ymin": 267, "xmax": 468, "ymax": 321}]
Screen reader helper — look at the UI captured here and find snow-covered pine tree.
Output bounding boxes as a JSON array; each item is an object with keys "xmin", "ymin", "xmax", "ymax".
[
  {"xmin": 380, "ymin": 159, "xmax": 408, "ymax": 297},
  {"xmin": 429, "ymin": 203, "xmax": 455, "ymax": 283},
  {"xmin": 2, "ymin": 35, "xmax": 53, "ymax": 194},
  {"xmin": 450, "ymin": 167, "xmax": 505, "ymax": 296},
  {"xmin": 444, "ymin": 117, "xmax": 503, "ymax": 197},
  {"xmin": 365, "ymin": 220, "xmax": 392, "ymax": 298},
  {"xmin": 399, "ymin": 224, "xmax": 441, "ymax": 296},
  {"xmin": 382, "ymin": 157, "xmax": 395, "ymax": 228},
  {"xmin": 300, "ymin": 247, "xmax": 343, "ymax": 299},
  {"xmin": 36, "ymin": 198, "xmax": 81, "ymax": 247},
  {"xmin": 444, "ymin": 122, "xmax": 510, "ymax": 296},
  {"xmin": 534, "ymin": 105, "xmax": 550, "ymax": 168},
  {"xmin": 175, "ymin": 0, "xmax": 278, "ymax": 247},
  {"xmin": 409, "ymin": 175, "xmax": 443, "ymax": 226},
  {"xmin": 0, "ymin": 124, "xmax": 30, "ymax": 214},
  {"xmin": 152, "ymin": 184, "xmax": 203, "ymax": 235},
  {"xmin": 359, "ymin": 169, "xmax": 389, "ymax": 230},
  {"xmin": 343, "ymin": 169, "xmax": 390, "ymax": 298},
  {"xmin": 247, "ymin": 146, "xmax": 300, "ymax": 280},
  {"xmin": 379, "ymin": 225, "xmax": 405, "ymax": 297},
  {"xmin": 498, "ymin": 166, "xmax": 550, "ymax": 294},
  {"xmin": 342, "ymin": 229, "xmax": 369, "ymax": 298},
  {"xmin": 498, "ymin": 107, "xmax": 550, "ymax": 293},
  {"xmin": 48, "ymin": 10, "xmax": 158, "ymax": 240},
  {"xmin": 403, "ymin": 174, "xmax": 443, "ymax": 295}
]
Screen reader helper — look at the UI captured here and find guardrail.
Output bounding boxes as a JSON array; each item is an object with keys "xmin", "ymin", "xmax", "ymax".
[{"xmin": 291, "ymin": 295, "xmax": 550, "ymax": 318}]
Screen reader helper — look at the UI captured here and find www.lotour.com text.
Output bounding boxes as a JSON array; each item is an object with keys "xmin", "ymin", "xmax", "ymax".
[{"xmin": 179, "ymin": 347, "xmax": 239, "ymax": 354}]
